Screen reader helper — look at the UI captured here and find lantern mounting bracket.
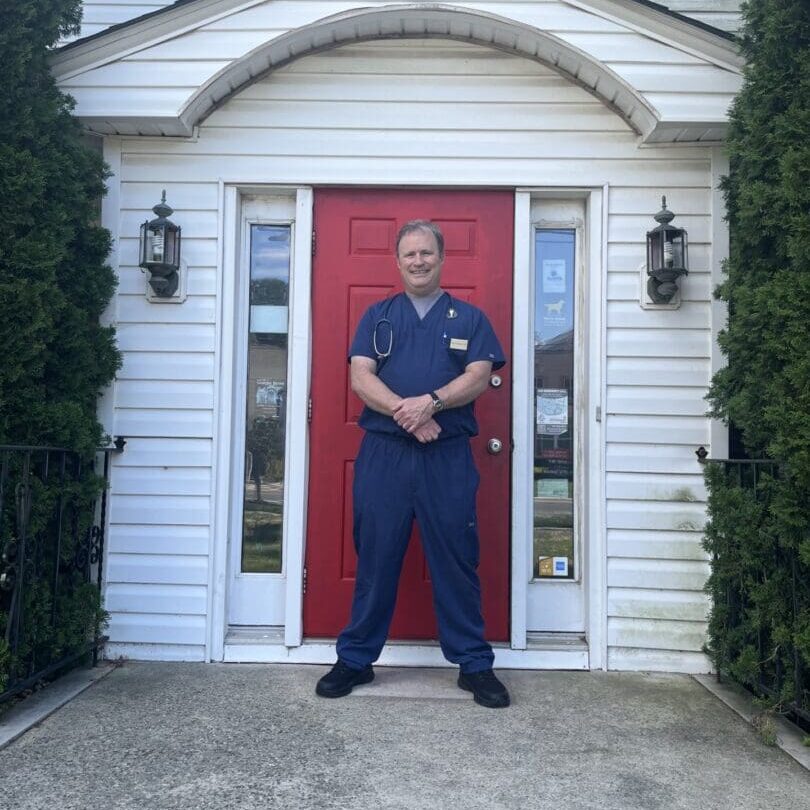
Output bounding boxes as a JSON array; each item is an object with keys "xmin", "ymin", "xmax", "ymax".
[
  {"xmin": 145, "ymin": 256, "xmax": 188, "ymax": 303},
  {"xmin": 638, "ymin": 262, "xmax": 681, "ymax": 309}
]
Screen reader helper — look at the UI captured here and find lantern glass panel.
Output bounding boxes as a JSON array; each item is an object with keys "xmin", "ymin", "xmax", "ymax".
[
  {"xmin": 164, "ymin": 228, "xmax": 178, "ymax": 266},
  {"xmin": 648, "ymin": 231, "xmax": 663, "ymax": 272},
  {"xmin": 139, "ymin": 222, "xmax": 148, "ymax": 266}
]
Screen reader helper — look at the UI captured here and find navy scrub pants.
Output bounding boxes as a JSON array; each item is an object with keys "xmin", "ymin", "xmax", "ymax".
[{"xmin": 336, "ymin": 431, "xmax": 494, "ymax": 674}]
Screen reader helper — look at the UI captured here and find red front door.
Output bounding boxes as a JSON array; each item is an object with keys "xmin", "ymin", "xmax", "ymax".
[{"xmin": 304, "ymin": 189, "xmax": 513, "ymax": 641}]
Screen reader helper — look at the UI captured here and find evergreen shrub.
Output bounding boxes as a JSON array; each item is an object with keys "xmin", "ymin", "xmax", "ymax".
[
  {"xmin": 704, "ymin": 0, "xmax": 810, "ymax": 719},
  {"xmin": 0, "ymin": 2, "xmax": 120, "ymax": 695}
]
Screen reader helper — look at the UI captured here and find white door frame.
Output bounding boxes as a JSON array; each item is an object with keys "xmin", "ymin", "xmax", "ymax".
[
  {"xmin": 209, "ymin": 184, "xmax": 313, "ymax": 661},
  {"xmin": 227, "ymin": 195, "xmax": 294, "ymax": 626},
  {"xmin": 511, "ymin": 187, "xmax": 607, "ymax": 667},
  {"xmin": 210, "ymin": 183, "xmax": 605, "ymax": 669}
]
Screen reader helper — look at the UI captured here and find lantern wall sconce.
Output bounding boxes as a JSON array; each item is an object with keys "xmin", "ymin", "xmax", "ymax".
[
  {"xmin": 643, "ymin": 196, "xmax": 689, "ymax": 306},
  {"xmin": 139, "ymin": 190, "xmax": 183, "ymax": 299}
]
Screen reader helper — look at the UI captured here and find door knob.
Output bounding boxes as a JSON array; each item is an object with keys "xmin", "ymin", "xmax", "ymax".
[
  {"xmin": 490, "ymin": 375, "xmax": 502, "ymax": 388},
  {"xmin": 487, "ymin": 438, "xmax": 503, "ymax": 455}
]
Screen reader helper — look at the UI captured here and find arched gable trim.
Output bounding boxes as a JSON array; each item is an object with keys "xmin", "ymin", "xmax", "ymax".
[{"xmin": 179, "ymin": 4, "xmax": 659, "ymax": 137}]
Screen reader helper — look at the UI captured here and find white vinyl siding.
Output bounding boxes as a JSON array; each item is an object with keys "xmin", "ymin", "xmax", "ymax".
[
  {"xmin": 78, "ymin": 2, "xmax": 174, "ymax": 39},
  {"xmin": 97, "ymin": 36, "xmax": 716, "ymax": 669},
  {"xmin": 105, "ymin": 434, "xmax": 213, "ymax": 661},
  {"xmin": 61, "ymin": 0, "xmax": 741, "ymax": 141},
  {"xmin": 75, "ymin": 1, "xmax": 744, "ymax": 42},
  {"xmin": 665, "ymin": 1, "xmax": 743, "ymax": 34},
  {"xmin": 106, "ymin": 171, "xmax": 217, "ymax": 661},
  {"xmin": 605, "ymin": 179, "xmax": 713, "ymax": 670},
  {"xmin": 105, "ymin": 177, "xmax": 218, "ymax": 660}
]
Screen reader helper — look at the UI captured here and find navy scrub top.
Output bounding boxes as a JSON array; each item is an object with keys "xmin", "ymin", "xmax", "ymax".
[{"xmin": 348, "ymin": 292, "xmax": 506, "ymax": 439}]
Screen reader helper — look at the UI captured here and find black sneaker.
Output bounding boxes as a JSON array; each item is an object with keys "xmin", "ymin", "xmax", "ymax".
[
  {"xmin": 315, "ymin": 660, "xmax": 375, "ymax": 698},
  {"xmin": 458, "ymin": 669, "xmax": 510, "ymax": 708}
]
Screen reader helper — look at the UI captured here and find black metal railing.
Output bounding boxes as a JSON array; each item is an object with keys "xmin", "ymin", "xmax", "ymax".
[
  {"xmin": 699, "ymin": 448, "xmax": 810, "ymax": 732},
  {"xmin": 0, "ymin": 440, "xmax": 124, "ymax": 703}
]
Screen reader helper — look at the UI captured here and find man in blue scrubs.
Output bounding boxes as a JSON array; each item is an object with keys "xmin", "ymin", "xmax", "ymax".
[{"xmin": 316, "ymin": 220, "xmax": 510, "ymax": 708}]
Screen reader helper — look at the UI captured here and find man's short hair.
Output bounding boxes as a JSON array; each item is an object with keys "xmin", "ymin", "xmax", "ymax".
[{"xmin": 395, "ymin": 220, "xmax": 445, "ymax": 258}]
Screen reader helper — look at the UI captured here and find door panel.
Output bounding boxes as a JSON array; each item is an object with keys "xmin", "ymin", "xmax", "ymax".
[{"xmin": 305, "ymin": 189, "xmax": 513, "ymax": 641}]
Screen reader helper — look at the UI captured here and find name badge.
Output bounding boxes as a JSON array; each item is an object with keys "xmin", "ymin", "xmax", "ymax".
[{"xmin": 449, "ymin": 338, "xmax": 468, "ymax": 351}]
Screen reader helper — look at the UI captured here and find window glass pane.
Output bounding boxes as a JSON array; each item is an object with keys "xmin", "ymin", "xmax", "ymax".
[
  {"xmin": 534, "ymin": 229, "xmax": 575, "ymax": 579},
  {"xmin": 242, "ymin": 224, "xmax": 290, "ymax": 573}
]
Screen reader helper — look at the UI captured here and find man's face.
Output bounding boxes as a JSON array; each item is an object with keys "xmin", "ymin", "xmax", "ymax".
[{"xmin": 396, "ymin": 229, "xmax": 444, "ymax": 298}]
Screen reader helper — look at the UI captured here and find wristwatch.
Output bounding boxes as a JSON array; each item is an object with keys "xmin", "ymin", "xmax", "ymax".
[{"xmin": 429, "ymin": 391, "xmax": 444, "ymax": 412}]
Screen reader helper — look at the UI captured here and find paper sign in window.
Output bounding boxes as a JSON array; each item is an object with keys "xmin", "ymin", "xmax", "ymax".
[{"xmin": 536, "ymin": 388, "xmax": 569, "ymax": 436}]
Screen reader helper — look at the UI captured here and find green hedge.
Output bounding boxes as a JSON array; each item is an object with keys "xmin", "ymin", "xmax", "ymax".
[
  {"xmin": 0, "ymin": 1, "xmax": 120, "ymax": 450},
  {"xmin": 0, "ymin": 2, "xmax": 120, "ymax": 694},
  {"xmin": 704, "ymin": 0, "xmax": 810, "ymax": 713}
]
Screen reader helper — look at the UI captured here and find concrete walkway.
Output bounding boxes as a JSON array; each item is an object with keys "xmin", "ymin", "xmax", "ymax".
[{"xmin": 0, "ymin": 662, "xmax": 807, "ymax": 809}]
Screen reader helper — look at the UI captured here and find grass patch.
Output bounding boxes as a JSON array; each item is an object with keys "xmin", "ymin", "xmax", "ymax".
[{"xmin": 752, "ymin": 711, "xmax": 778, "ymax": 747}]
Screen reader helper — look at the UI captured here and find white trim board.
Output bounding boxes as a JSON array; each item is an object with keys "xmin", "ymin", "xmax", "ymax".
[
  {"xmin": 709, "ymin": 148, "xmax": 729, "ymax": 460},
  {"xmin": 510, "ymin": 191, "xmax": 531, "ymax": 651},
  {"xmin": 283, "ymin": 188, "xmax": 314, "ymax": 647},
  {"xmin": 98, "ymin": 136, "xmax": 123, "ymax": 621},
  {"xmin": 512, "ymin": 188, "xmax": 606, "ymax": 663},
  {"xmin": 223, "ymin": 640, "xmax": 590, "ymax": 670},
  {"xmin": 209, "ymin": 183, "xmax": 238, "ymax": 662},
  {"xmin": 210, "ymin": 184, "xmax": 312, "ymax": 659}
]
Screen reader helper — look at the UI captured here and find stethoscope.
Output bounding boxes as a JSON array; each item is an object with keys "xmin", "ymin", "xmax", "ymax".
[{"xmin": 373, "ymin": 292, "xmax": 458, "ymax": 361}]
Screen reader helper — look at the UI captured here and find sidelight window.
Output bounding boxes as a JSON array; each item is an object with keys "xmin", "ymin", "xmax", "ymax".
[
  {"xmin": 533, "ymin": 229, "xmax": 575, "ymax": 580},
  {"xmin": 240, "ymin": 224, "xmax": 291, "ymax": 573}
]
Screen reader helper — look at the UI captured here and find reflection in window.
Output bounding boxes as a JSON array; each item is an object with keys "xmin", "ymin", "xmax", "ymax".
[
  {"xmin": 242, "ymin": 224, "xmax": 291, "ymax": 573},
  {"xmin": 534, "ymin": 229, "xmax": 575, "ymax": 579}
]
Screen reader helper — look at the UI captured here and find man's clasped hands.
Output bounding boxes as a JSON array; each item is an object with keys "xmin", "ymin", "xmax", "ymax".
[{"xmin": 392, "ymin": 394, "xmax": 441, "ymax": 443}]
